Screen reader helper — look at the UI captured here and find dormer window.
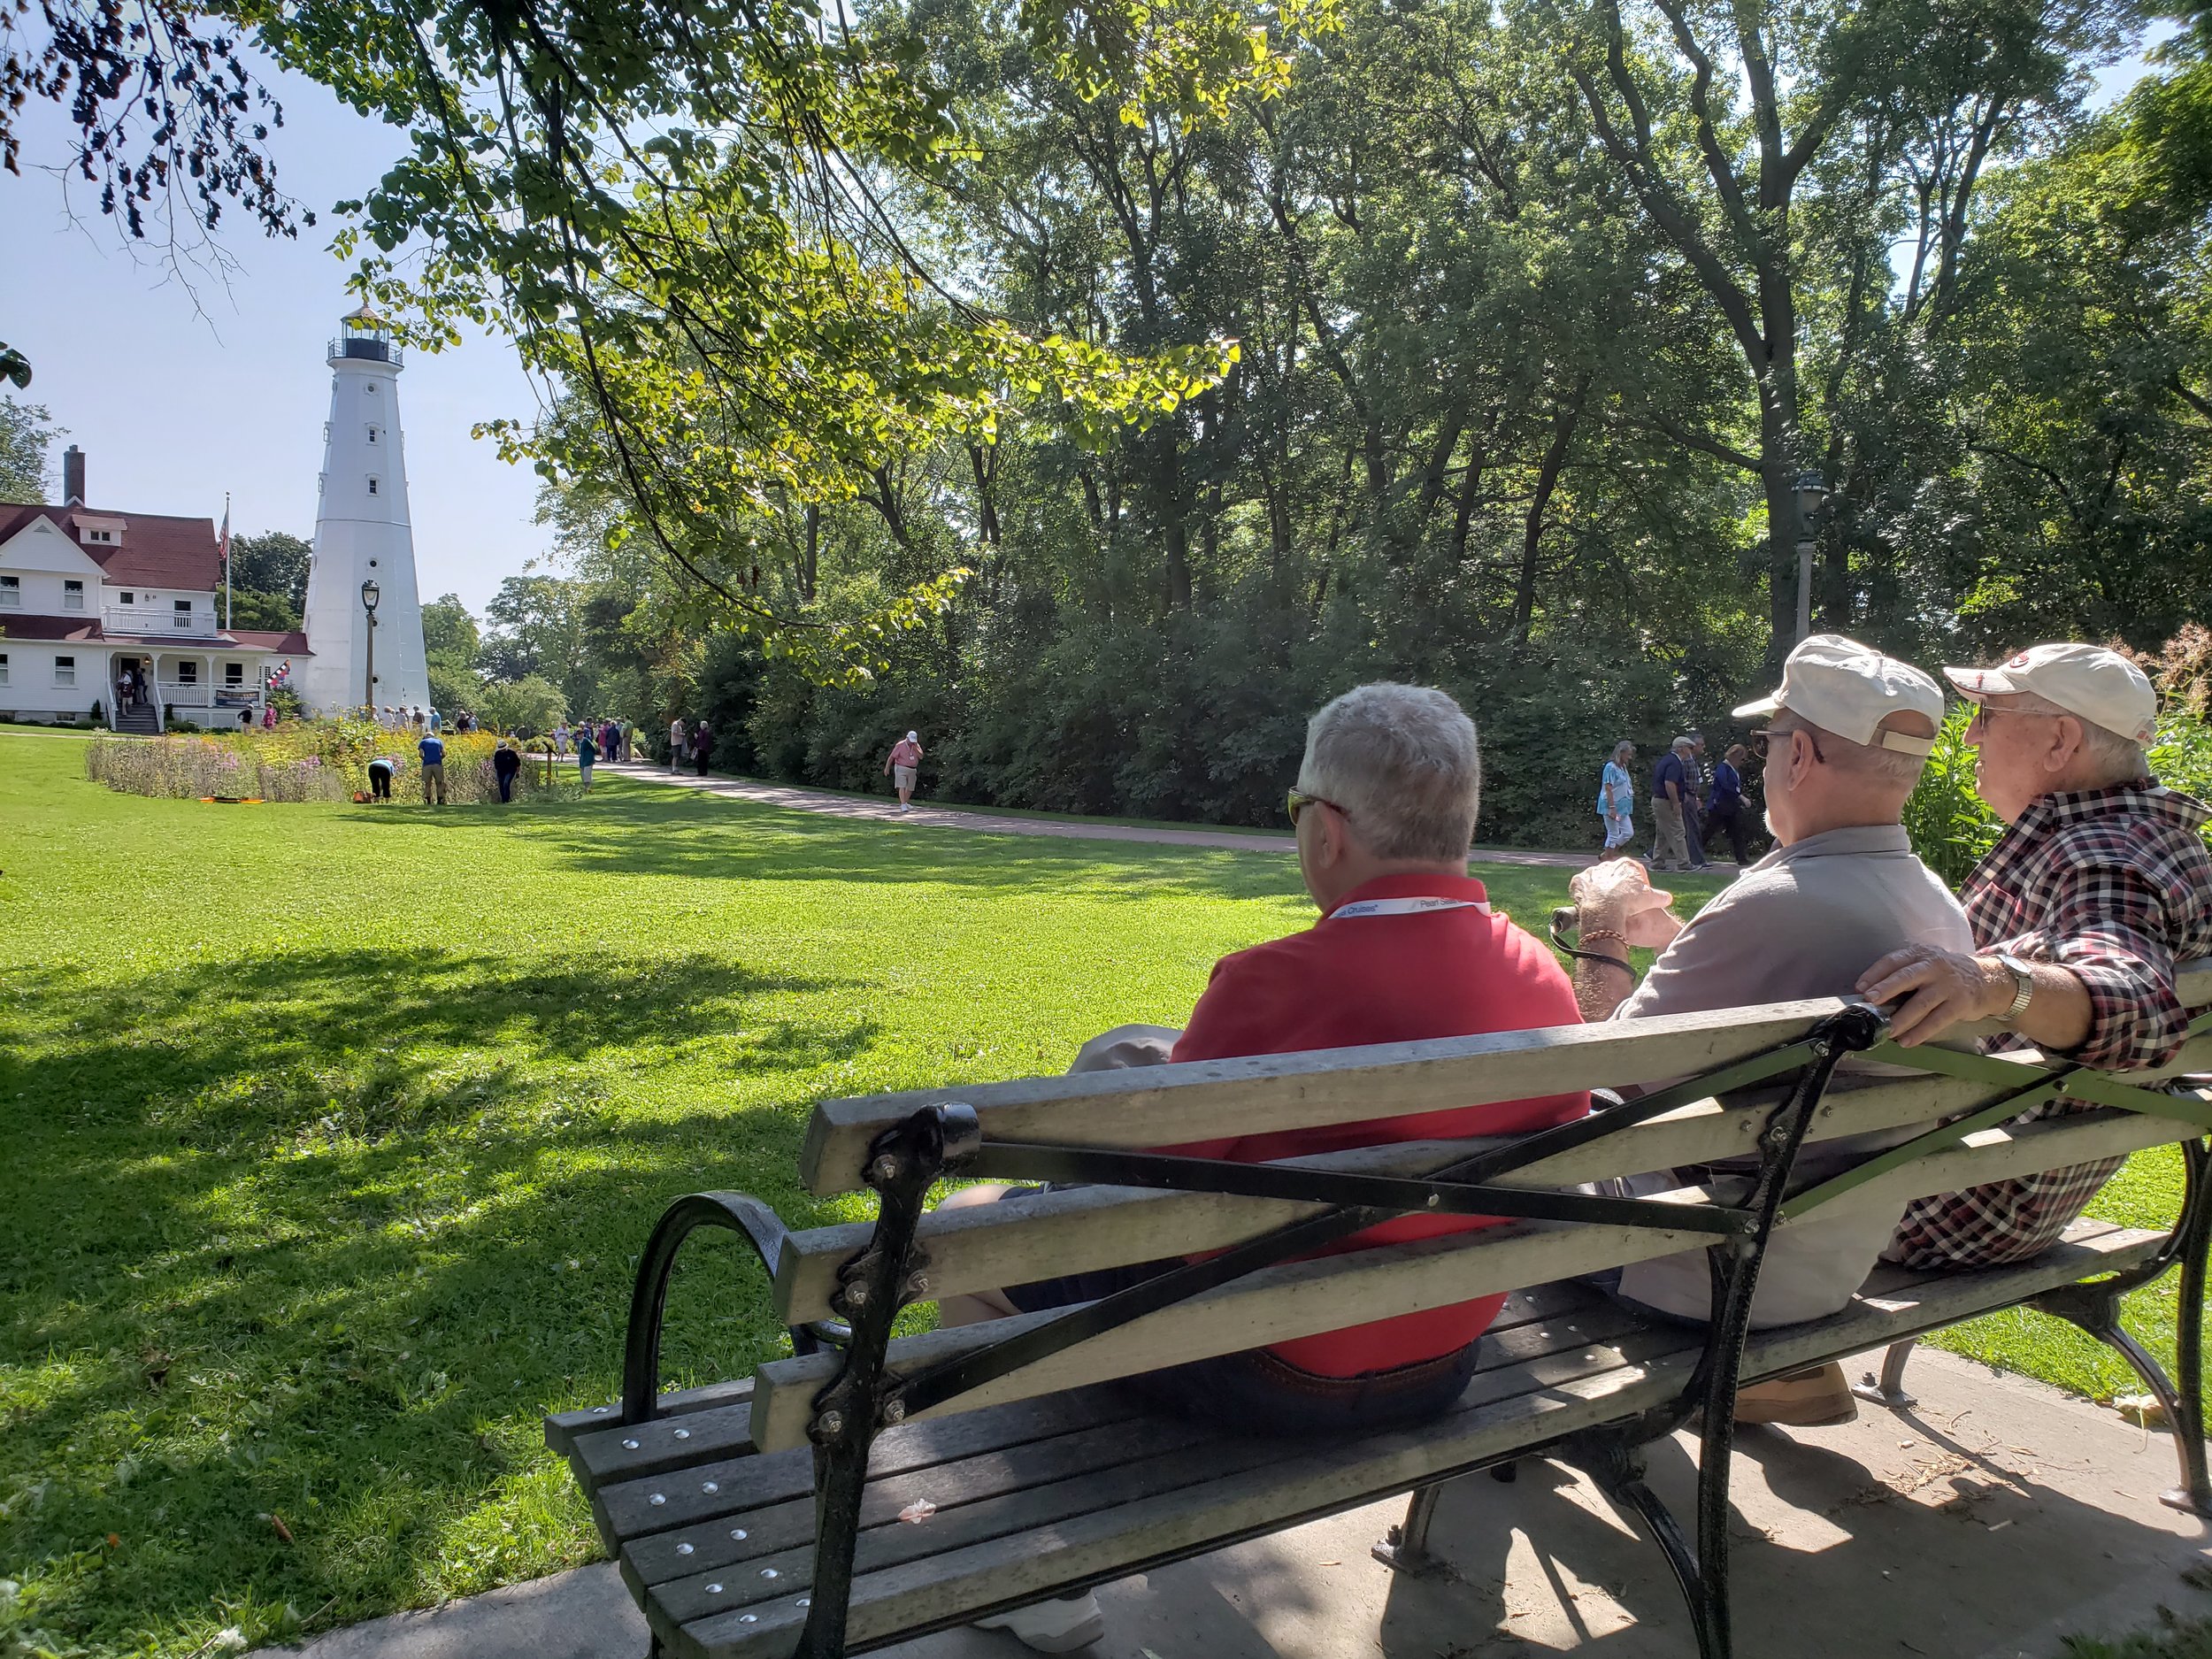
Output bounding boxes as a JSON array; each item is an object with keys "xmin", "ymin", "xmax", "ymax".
[
  {"xmin": 63, "ymin": 580, "xmax": 84, "ymax": 611},
  {"xmin": 0, "ymin": 576, "xmax": 17, "ymax": 607},
  {"xmin": 83, "ymin": 528, "xmax": 114, "ymax": 544},
  {"xmin": 74, "ymin": 514, "xmax": 126, "ymax": 547}
]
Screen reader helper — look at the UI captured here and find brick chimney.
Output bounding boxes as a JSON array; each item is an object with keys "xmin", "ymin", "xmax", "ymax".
[{"xmin": 62, "ymin": 445, "xmax": 85, "ymax": 507}]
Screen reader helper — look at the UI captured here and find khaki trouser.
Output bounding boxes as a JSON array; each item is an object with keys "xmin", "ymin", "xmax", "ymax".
[
  {"xmin": 1651, "ymin": 796, "xmax": 1687, "ymax": 868},
  {"xmin": 421, "ymin": 761, "xmax": 447, "ymax": 805}
]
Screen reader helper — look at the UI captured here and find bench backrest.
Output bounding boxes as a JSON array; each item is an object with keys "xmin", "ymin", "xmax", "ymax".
[{"xmin": 746, "ymin": 964, "xmax": 2212, "ymax": 1452}]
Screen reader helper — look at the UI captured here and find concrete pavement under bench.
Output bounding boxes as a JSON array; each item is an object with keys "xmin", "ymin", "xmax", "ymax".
[{"xmin": 260, "ymin": 1348, "xmax": 2212, "ymax": 1659}]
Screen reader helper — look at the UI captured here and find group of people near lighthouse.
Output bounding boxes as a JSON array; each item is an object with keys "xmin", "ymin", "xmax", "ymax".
[{"xmin": 945, "ymin": 636, "xmax": 2212, "ymax": 1655}]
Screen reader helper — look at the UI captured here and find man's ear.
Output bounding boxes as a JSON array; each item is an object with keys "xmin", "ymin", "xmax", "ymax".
[{"xmin": 2048, "ymin": 715, "xmax": 2085, "ymax": 775}]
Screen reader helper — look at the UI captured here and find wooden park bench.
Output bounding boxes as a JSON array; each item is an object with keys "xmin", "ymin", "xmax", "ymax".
[{"xmin": 548, "ymin": 968, "xmax": 2212, "ymax": 1659}]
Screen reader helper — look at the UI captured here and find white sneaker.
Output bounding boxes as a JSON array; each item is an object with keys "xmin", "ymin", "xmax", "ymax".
[{"xmin": 976, "ymin": 1592, "xmax": 1105, "ymax": 1652}]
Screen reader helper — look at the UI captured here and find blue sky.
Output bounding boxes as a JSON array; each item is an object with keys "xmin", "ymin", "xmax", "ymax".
[{"xmin": 0, "ymin": 36, "xmax": 2176, "ymax": 616}]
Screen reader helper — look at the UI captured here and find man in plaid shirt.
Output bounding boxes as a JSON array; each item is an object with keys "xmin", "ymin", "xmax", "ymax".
[{"xmin": 1858, "ymin": 642, "xmax": 2212, "ymax": 1271}]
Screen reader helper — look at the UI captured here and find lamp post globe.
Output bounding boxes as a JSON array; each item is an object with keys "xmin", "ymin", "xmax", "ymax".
[{"xmin": 361, "ymin": 580, "xmax": 382, "ymax": 717}]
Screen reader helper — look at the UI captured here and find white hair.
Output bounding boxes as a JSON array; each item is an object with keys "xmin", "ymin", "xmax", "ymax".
[
  {"xmin": 1298, "ymin": 683, "xmax": 1481, "ymax": 860},
  {"xmin": 1773, "ymin": 710, "xmax": 1928, "ymax": 792},
  {"xmin": 1611, "ymin": 739, "xmax": 1635, "ymax": 764},
  {"xmin": 2006, "ymin": 692, "xmax": 2150, "ymax": 784}
]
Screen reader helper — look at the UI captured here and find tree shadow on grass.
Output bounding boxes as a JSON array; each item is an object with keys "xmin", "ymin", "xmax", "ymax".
[
  {"xmin": 0, "ymin": 949, "xmax": 885, "ymax": 1653},
  {"xmin": 417, "ymin": 780, "xmax": 1310, "ymax": 902}
]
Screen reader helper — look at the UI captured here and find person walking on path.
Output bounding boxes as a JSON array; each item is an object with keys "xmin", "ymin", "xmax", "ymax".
[
  {"xmin": 367, "ymin": 753, "xmax": 399, "ymax": 802},
  {"xmin": 493, "ymin": 740, "xmax": 521, "ymax": 803},
  {"xmin": 1648, "ymin": 736, "xmax": 1694, "ymax": 870},
  {"xmin": 575, "ymin": 723, "xmax": 599, "ymax": 793},
  {"xmin": 1598, "ymin": 741, "xmax": 1637, "ymax": 857},
  {"xmin": 1679, "ymin": 732, "xmax": 1712, "ymax": 870},
  {"xmin": 668, "ymin": 715, "xmax": 687, "ymax": 772},
  {"xmin": 692, "ymin": 719, "xmax": 715, "ymax": 777},
  {"xmin": 885, "ymin": 730, "xmax": 924, "ymax": 812},
  {"xmin": 554, "ymin": 719, "xmax": 572, "ymax": 757},
  {"xmin": 1704, "ymin": 742, "xmax": 1753, "ymax": 864},
  {"xmin": 418, "ymin": 730, "xmax": 447, "ymax": 806}
]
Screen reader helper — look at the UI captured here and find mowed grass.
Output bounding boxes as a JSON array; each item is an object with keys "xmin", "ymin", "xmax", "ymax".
[
  {"xmin": 0, "ymin": 730, "xmax": 1714, "ymax": 1655},
  {"xmin": 0, "ymin": 725, "xmax": 2189, "ymax": 1655}
]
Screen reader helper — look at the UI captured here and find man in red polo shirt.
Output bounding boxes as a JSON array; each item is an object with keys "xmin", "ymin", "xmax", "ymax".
[
  {"xmin": 949, "ymin": 679, "xmax": 1587, "ymax": 1374},
  {"xmin": 943, "ymin": 682, "xmax": 1586, "ymax": 1650}
]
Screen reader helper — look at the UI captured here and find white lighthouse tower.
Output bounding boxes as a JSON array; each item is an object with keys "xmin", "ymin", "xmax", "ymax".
[{"xmin": 301, "ymin": 304, "xmax": 429, "ymax": 718}]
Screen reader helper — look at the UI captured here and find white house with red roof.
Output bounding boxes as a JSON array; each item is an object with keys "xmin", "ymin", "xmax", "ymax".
[{"xmin": 0, "ymin": 446, "xmax": 310, "ymax": 732}]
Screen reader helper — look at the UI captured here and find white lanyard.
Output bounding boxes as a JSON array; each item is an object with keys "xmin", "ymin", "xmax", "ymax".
[{"xmin": 1328, "ymin": 896, "xmax": 1489, "ymax": 918}]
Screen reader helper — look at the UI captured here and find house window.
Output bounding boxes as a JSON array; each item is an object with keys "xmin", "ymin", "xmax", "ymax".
[
  {"xmin": 54, "ymin": 655, "xmax": 75, "ymax": 687},
  {"xmin": 64, "ymin": 579, "xmax": 84, "ymax": 611},
  {"xmin": 121, "ymin": 591, "xmax": 134, "ymax": 605},
  {"xmin": 177, "ymin": 661, "xmax": 198, "ymax": 684},
  {"xmin": 0, "ymin": 653, "xmax": 9, "ymax": 686},
  {"xmin": 0, "ymin": 576, "xmax": 18, "ymax": 607},
  {"xmin": 84, "ymin": 528, "xmax": 113, "ymax": 544},
  {"xmin": 173, "ymin": 599, "xmax": 192, "ymax": 628},
  {"xmin": 367, "ymin": 425, "xmax": 380, "ymax": 444},
  {"xmin": 367, "ymin": 476, "xmax": 380, "ymax": 495},
  {"xmin": 224, "ymin": 661, "xmax": 243, "ymax": 686}
]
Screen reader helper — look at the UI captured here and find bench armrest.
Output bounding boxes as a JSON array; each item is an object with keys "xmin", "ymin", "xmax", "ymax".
[{"xmin": 621, "ymin": 1190, "xmax": 850, "ymax": 1426}]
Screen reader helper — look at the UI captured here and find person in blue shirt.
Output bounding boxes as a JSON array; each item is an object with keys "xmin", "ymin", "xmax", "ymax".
[
  {"xmin": 575, "ymin": 724, "xmax": 599, "ymax": 792},
  {"xmin": 418, "ymin": 732, "xmax": 447, "ymax": 805},
  {"xmin": 1597, "ymin": 740, "xmax": 1636, "ymax": 856},
  {"xmin": 1703, "ymin": 741, "xmax": 1753, "ymax": 864}
]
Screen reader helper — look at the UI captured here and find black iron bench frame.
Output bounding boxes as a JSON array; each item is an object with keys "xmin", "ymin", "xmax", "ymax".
[{"xmin": 560, "ymin": 1002, "xmax": 2212, "ymax": 1659}]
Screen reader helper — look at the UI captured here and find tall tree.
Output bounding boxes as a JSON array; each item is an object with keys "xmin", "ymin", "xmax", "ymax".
[
  {"xmin": 0, "ymin": 397, "xmax": 60, "ymax": 501},
  {"xmin": 1555, "ymin": 0, "xmax": 2126, "ymax": 664}
]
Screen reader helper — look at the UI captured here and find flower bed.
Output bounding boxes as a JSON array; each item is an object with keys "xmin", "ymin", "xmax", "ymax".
[{"xmin": 85, "ymin": 721, "xmax": 576, "ymax": 805}]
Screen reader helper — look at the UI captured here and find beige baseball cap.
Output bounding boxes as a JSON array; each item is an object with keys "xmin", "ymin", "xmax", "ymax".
[
  {"xmin": 1941, "ymin": 643, "xmax": 2157, "ymax": 743},
  {"xmin": 1731, "ymin": 633, "xmax": 1944, "ymax": 756}
]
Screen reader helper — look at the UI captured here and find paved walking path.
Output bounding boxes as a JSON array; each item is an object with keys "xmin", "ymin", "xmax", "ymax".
[
  {"xmin": 601, "ymin": 762, "xmax": 1596, "ymax": 868},
  {"xmin": 259, "ymin": 1348, "xmax": 2211, "ymax": 1659}
]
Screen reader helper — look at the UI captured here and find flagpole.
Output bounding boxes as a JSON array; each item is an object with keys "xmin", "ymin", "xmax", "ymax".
[{"xmin": 222, "ymin": 493, "xmax": 232, "ymax": 629}]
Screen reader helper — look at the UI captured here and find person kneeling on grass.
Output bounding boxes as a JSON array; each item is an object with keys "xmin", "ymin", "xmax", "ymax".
[
  {"xmin": 1565, "ymin": 634, "xmax": 1968, "ymax": 1429},
  {"xmin": 933, "ymin": 680, "xmax": 1590, "ymax": 1654}
]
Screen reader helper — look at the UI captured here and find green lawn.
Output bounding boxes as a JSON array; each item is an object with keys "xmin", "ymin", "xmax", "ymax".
[
  {"xmin": 0, "ymin": 731, "xmax": 1713, "ymax": 1655},
  {"xmin": 0, "ymin": 727, "xmax": 2187, "ymax": 1656}
]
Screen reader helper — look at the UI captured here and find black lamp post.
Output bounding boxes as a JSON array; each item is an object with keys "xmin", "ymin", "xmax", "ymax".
[
  {"xmin": 361, "ymin": 579, "xmax": 381, "ymax": 716},
  {"xmin": 1793, "ymin": 471, "xmax": 1828, "ymax": 644}
]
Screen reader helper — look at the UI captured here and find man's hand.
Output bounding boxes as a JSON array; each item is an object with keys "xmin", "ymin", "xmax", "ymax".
[
  {"xmin": 1855, "ymin": 945, "xmax": 2008, "ymax": 1046},
  {"xmin": 1570, "ymin": 860, "xmax": 1684, "ymax": 949}
]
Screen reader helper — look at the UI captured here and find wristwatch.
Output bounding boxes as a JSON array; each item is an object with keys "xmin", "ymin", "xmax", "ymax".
[{"xmin": 1990, "ymin": 952, "xmax": 2035, "ymax": 1022}]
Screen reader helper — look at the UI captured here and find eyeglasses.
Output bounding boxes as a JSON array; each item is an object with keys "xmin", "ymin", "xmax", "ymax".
[
  {"xmin": 1286, "ymin": 788, "xmax": 1348, "ymax": 827},
  {"xmin": 1749, "ymin": 727, "xmax": 1826, "ymax": 764}
]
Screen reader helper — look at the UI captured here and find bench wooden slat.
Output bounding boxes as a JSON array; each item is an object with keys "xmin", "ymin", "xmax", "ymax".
[
  {"xmin": 772, "ymin": 1054, "xmax": 2212, "ymax": 1322},
  {"xmin": 596, "ymin": 1283, "xmax": 1613, "ymax": 1568},
  {"xmin": 798, "ymin": 987, "xmax": 2212, "ymax": 1197},
  {"xmin": 548, "ymin": 1379, "xmax": 753, "ymax": 1458},
  {"xmin": 627, "ymin": 1413, "xmax": 1218, "ymax": 1591},
  {"xmin": 751, "ymin": 1104, "xmax": 2199, "ymax": 1452},
  {"xmin": 797, "ymin": 1000, "xmax": 1861, "ymax": 1194},
  {"xmin": 594, "ymin": 1386, "xmax": 1143, "ymax": 1544},
  {"xmin": 668, "ymin": 1222, "xmax": 2167, "ymax": 1658}
]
